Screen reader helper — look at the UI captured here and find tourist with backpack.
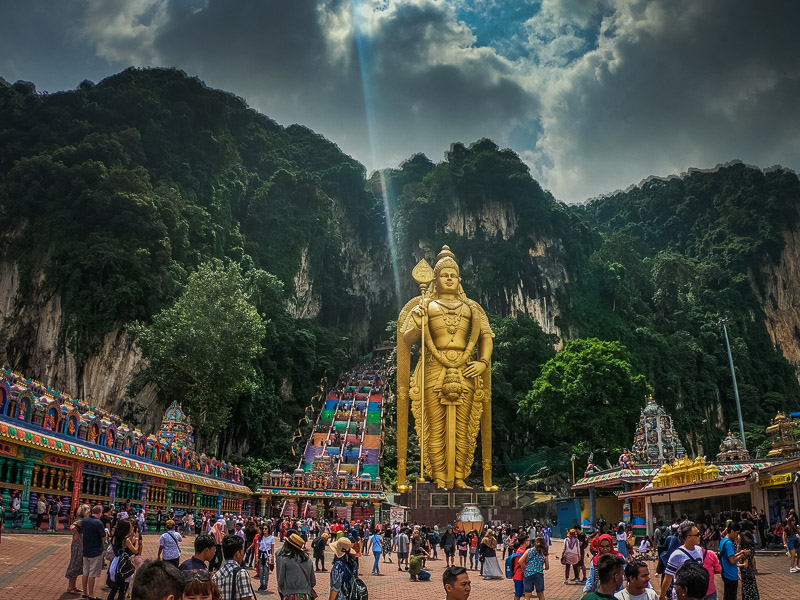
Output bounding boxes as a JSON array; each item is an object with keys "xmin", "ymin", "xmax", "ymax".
[
  {"xmin": 659, "ymin": 522, "xmax": 704, "ymax": 600},
  {"xmin": 47, "ymin": 497, "xmax": 62, "ymax": 532},
  {"xmin": 329, "ymin": 537, "xmax": 367, "ymax": 599},
  {"xmin": 505, "ymin": 534, "xmax": 528, "ymax": 600},
  {"xmin": 213, "ymin": 534, "xmax": 257, "ymax": 600},
  {"xmin": 429, "ymin": 528, "xmax": 440, "ymax": 560}
]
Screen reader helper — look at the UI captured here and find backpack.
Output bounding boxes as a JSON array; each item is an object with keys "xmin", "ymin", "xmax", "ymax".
[
  {"xmin": 505, "ymin": 552, "xmax": 523, "ymax": 579},
  {"xmin": 657, "ymin": 525, "xmax": 669, "ymax": 547},
  {"xmin": 340, "ymin": 562, "xmax": 368, "ymax": 600}
]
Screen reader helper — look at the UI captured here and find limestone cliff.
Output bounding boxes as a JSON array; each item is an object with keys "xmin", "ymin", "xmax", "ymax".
[
  {"xmin": 0, "ymin": 257, "xmax": 160, "ymax": 431},
  {"xmin": 756, "ymin": 227, "xmax": 800, "ymax": 377},
  {"xmin": 411, "ymin": 199, "xmax": 566, "ymax": 342}
]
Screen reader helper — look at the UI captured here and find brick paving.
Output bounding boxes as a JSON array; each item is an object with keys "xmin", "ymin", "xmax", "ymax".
[{"xmin": 0, "ymin": 532, "xmax": 795, "ymax": 599}]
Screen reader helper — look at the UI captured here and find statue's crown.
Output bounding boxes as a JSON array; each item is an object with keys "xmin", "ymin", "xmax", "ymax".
[
  {"xmin": 434, "ymin": 245, "xmax": 459, "ymax": 276},
  {"xmin": 437, "ymin": 245, "xmax": 456, "ymax": 262}
]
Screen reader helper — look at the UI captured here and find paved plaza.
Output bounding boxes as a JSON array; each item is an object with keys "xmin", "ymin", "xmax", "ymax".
[{"xmin": 0, "ymin": 533, "xmax": 794, "ymax": 599}]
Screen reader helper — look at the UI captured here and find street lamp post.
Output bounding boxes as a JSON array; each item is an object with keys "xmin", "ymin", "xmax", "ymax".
[
  {"xmin": 719, "ymin": 318, "xmax": 747, "ymax": 452},
  {"xmin": 515, "ymin": 476, "xmax": 520, "ymax": 509}
]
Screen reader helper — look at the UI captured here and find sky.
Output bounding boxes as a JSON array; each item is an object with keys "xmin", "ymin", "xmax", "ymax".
[{"xmin": 1, "ymin": 0, "xmax": 799, "ymax": 203}]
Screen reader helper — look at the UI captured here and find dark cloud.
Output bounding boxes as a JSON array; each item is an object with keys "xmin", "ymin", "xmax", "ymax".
[
  {"xmin": 530, "ymin": 0, "xmax": 800, "ymax": 201},
  {"xmin": 1, "ymin": 1, "xmax": 799, "ymax": 203},
  {"xmin": 0, "ymin": 0, "xmax": 122, "ymax": 90},
  {"xmin": 146, "ymin": 0, "xmax": 534, "ymax": 170}
]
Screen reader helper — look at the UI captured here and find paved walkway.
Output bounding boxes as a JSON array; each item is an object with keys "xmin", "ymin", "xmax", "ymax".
[{"xmin": 0, "ymin": 532, "xmax": 794, "ymax": 599}]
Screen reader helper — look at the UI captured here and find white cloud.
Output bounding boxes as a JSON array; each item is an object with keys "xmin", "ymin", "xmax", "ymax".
[{"xmin": 80, "ymin": 0, "xmax": 169, "ymax": 64}]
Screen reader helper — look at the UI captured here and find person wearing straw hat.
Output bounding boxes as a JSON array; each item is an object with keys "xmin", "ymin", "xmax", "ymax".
[
  {"xmin": 329, "ymin": 537, "xmax": 361, "ymax": 600},
  {"xmin": 276, "ymin": 533, "xmax": 315, "ymax": 600}
]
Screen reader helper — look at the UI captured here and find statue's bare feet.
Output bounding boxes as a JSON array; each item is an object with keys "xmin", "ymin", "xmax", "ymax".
[
  {"xmin": 435, "ymin": 478, "xmax": 447, "ymax": 488},
  {"xmin": 454, "ymin": 479, "xmax": 471, "ymax": 489}
]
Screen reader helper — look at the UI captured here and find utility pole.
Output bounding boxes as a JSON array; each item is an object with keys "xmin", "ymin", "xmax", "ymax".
[{"xmin": 719, "ymin": 318, "xmax": 747, "ymax": 452}]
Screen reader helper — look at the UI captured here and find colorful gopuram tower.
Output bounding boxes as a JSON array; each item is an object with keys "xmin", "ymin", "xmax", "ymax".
[{"xmin": 631, "ymin": 395, "xmax": 686, "ymax": 465}]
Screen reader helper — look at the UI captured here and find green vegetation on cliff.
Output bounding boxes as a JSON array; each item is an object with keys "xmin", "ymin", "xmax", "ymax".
[
  {"xmin": 0, "ymin": 69, "xmax": 361, "ymax": 464},
  {"xmin": 1, "ymin": 69, "xmax": 799, "ymax": 487}
]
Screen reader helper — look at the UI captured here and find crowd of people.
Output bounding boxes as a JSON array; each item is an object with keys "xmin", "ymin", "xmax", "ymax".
[
  {"xmin": 44, "ymin": 503, "xmax": 795, "ymax": 600},
  {"xmin": 491, "ymin": 507, "xmax": 791, "ymax": 600},
  {"xmin": 54, "ymin": 507, "xmax": 560, "ymax": 600}
]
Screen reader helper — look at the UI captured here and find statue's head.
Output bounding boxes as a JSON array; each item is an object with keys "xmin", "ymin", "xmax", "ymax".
[
  {"xmin": 433, "ymin": 245, "xmax": 462, "ymax": 295},
  {"xmin": 434, "ymin": 245, "xmax": 460, "ymax": 277}
]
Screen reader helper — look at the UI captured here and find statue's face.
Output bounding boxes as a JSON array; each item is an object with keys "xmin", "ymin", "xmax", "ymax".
[{"xmin": 437, "ymin": 267, "xmax": 459, "ymax": 292}]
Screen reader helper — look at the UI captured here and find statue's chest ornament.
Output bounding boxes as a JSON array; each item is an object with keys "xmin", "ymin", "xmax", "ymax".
[{"xmin": 435, "ymin": 300, "xmax": 466, "ymax": 334}]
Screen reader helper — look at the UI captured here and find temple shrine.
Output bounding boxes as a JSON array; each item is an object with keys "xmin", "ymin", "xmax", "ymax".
[
  {"xmin": 766, "ymin": 412, "xmax": 800, "ymax": 458},
  {"xmin": 157, "ymin": 401, "xmax": 195, "ymax": 449},
  {"xmin": 566, "ymin": 395, "xmax": 689, "ymax": 537},
  {"xmin": 631, "ymin": 395, "xmax": 687, "ymax": 465},
  {"xmin": 568, "ymin": 395, "xmax": 782, "ymax": 538},
  {"xmin": 0, "ymin": 367, "xmax": 253, "ymax": 529}
]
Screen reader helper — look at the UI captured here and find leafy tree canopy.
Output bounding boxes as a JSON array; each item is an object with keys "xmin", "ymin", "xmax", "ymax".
[
  {"xmin": 521, "ymin": 338, "xmax": 650, "ymax": 453},
  {"xmin": 130, "ymin": 260, "xmax": 266, "ymax": 439}
]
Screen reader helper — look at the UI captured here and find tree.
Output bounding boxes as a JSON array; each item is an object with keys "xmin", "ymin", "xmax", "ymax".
[
  {"xmin": 131, "ymin": 260, "xmax": 266, "ymax": 439},
  {"xmin": 490, "ymin": 314, "xmax": 558, "ymax": 455},
  {"xmin": 520, "ymin": 338, "xmax": 649, "ymax": 454}
]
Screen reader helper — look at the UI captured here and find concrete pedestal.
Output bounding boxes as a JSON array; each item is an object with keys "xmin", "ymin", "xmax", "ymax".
[{"xmin": 395, "ymin": 482, "xmax": 523, "ymax": 525}]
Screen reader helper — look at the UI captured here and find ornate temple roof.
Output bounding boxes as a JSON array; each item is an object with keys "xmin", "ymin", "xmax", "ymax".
[
  {"xmin": 157, "ymin": 400, "xmax": 194, "ymax": 450},
  {"xmin": 631, "ymin": 394, "xmax": 686, "ymax": 465}
]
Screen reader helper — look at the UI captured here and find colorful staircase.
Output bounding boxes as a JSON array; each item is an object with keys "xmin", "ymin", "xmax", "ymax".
[{"xmin": 297, "ymin": 363, "xmax": 386, "ymax": 487}]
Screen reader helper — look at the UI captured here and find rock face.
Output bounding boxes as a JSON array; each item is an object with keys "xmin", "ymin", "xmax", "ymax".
[
  {"xmin": 756, "ymin": 227, "xmax": 800, "ymax": 377},
  {"xmin": 0, "ymin": 191, "xmax": 569, "ymax": 426},
  {"xmin": 0, "ymin": 257, "xmax": 160, "ymax": 431},
  {"xmin": 413, "ymin": 199, "xmax": 566, "ymax": 342}
]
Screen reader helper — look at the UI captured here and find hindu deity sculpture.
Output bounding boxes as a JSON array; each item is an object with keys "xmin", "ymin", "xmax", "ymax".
[
  {"xmin": 44, "ymin": 410, "xmax": 56, "ymax": 431},
  {"xmin": 157, "ymin": 400, "xmax": 195, "ymax": 450},
  {"xmin": 397, "ymin": 245, "xmax": 496, "ymax": 491}
]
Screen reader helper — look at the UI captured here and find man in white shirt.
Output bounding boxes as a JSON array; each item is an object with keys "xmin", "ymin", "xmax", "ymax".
[
  {"xmin": 659, "ymin": 522, "xmax": 704, "ymax": 600},
  {"xmin": 36, "ymin": 496, "xmax": 47, "ymax": 529},
  {"xmin": 615, "ymin": 561, "xmax": 658, "ymax": 600},
  {"xmin": 158, "ymin": 519, "xmax": 184, "ymax": 567}
]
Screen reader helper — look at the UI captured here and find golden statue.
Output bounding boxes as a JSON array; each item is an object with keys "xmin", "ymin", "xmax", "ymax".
[{"xmin": 397, "ymin": 245, "xmax": 497, "ymax": 491}]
